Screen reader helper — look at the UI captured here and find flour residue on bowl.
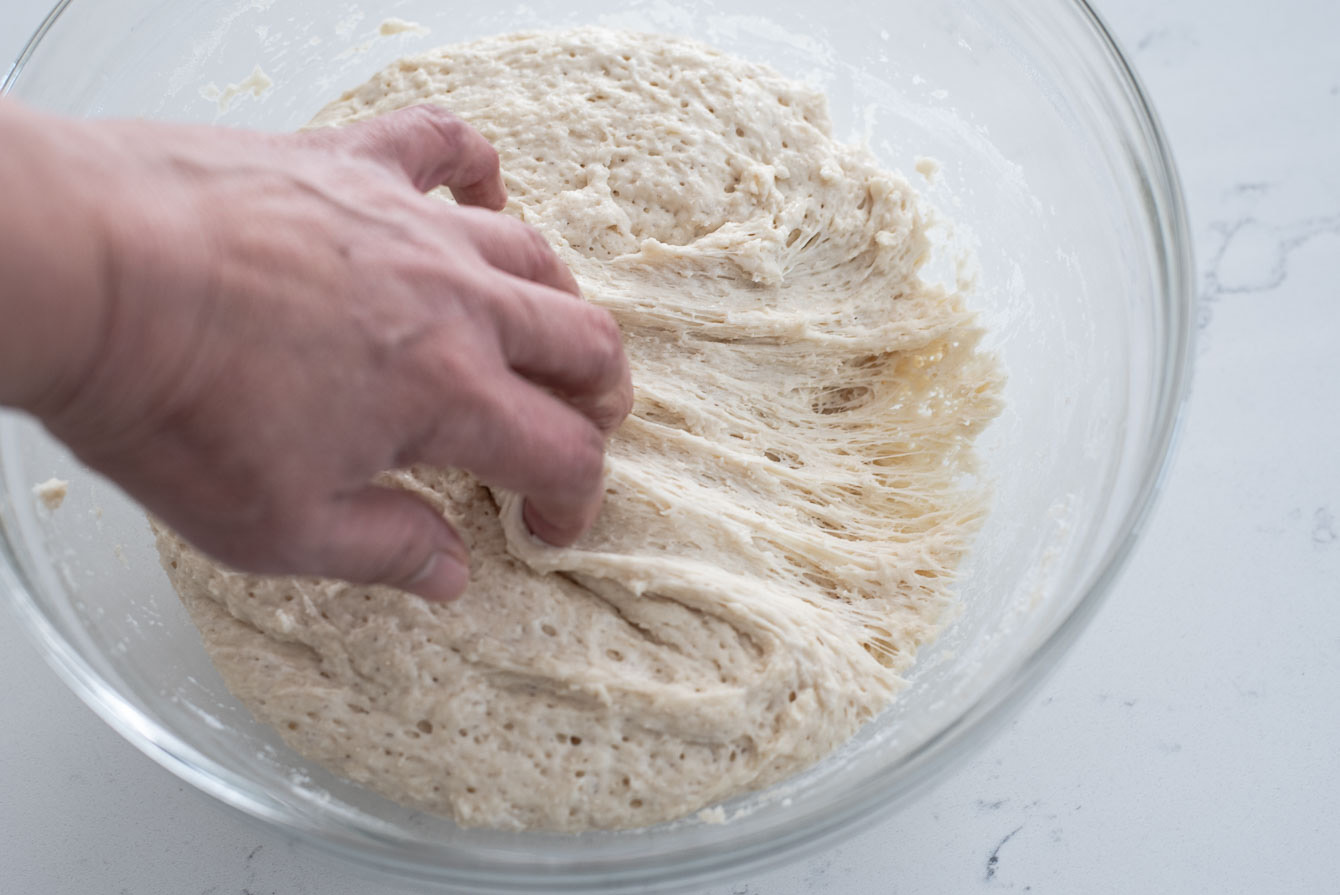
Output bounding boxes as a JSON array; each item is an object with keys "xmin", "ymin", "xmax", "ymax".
[
  {"xmin": 199, "ymin": 64, "xmax": 273, "ymax": 112},
  {"xmin": 378, "ymin": 17, "xmax": 428, "ymax": 37},
  {"xmin": 33, "ymin": 477, "xmax": 68, "ymax": 511}
]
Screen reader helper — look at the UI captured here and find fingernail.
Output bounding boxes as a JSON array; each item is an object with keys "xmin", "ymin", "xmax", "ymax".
[{"xmin": 406, "ymin": 551, "xmax": 469, "ymax": 602}]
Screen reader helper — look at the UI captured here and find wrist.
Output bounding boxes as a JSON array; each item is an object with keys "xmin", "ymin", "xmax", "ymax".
[{"xmin": 0, "ymin": 101, "xmax": 120, "ymax": 419}]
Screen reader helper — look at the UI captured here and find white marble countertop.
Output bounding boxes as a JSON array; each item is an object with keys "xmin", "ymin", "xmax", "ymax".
[{"xmin": 4, "ymin": 0, "xmax": 1338, "ymax": 892}]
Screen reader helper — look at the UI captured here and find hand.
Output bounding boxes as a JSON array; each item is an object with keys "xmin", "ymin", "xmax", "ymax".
[{"xmin": 3, "ymin": 102, "xmax": 632, "ymax": 602}]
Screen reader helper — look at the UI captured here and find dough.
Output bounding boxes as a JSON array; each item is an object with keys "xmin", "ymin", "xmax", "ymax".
[
  {"xmin": 33, "ymin": 477, "xmax": 68, "ymax": 510},
  {"xmin": 159, "ymin": 28, "xmax": 1003, "ymax": 831}
]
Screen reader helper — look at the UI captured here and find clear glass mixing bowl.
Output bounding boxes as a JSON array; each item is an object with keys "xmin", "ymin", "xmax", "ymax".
[{"xmin": 0, "ymin": 0, "xmax": 1193, "ymax": 891}]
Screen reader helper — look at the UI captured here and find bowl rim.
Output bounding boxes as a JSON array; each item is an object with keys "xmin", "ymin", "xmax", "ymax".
[{"xmin": 1, "ymin": 0, "xmax": 1196, "ymax": 889}]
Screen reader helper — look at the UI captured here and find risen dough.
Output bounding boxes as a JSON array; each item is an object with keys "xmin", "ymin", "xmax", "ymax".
[{"xmin": 159, "ymin": 28, "xmax": 1003, "ymax": 831}]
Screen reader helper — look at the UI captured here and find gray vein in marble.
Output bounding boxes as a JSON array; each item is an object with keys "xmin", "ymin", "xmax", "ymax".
[
  {"xmin": 1229, "ymin": 182, "xmax": 1273, "ymax": 197},
  {"xmin": 1206, "ymin": 213, "xmax": 1340, "ymax": 300},
  {"xmin": 1095, "ymin": 691, "xmax": 1138, "ymax": 707},
  {"xmin": 1198, "ymin": 207, "xmax": 1340, "ymax": 330},
  {"xmin": 802, "ymin": 855, "xmax": 835, "ymax": 890},
  {"xmin": 1313, "ymin": 508, "xmax": 1336, "ymax": 546},
  {"xmin": 1135, "ymin": 25, "xmax": 1199, "ymax": 53},
  {"xmin": 985, "ymin": 825, "xmax": 1024, "ymax": 882}
]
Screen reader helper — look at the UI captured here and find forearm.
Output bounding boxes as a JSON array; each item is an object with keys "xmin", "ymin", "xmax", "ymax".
[{"xmin": 0, "ymin": 100, "xmax": 114, "ymax": 417}]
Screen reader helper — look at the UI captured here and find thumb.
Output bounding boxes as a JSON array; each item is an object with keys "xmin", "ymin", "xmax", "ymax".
[{"xmin": 313, "ymin": 485, "xmax": 471, "ymax": 602}]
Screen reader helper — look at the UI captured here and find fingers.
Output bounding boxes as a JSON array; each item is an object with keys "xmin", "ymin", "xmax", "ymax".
[
  {"xmin": 327, "ymin": 104, "xmax": 508, "ymax": 209},
  {"xmin": 487, "ymin": 276, "xmax": 634, "ymax": 434},
  {"xmin": 457, "ymin": 206, "xmax": 581, "ymax": 296},
  {"xmin": 307, "ymin": 485, "xmax": 471, "ymax": 602},
  {"xmin": 413, "ymin": 367, "xmax": 609, "ymax": 546},
  {"xmin": 450, "ymin": 209, "xmax": 632, "ymax": 433}
]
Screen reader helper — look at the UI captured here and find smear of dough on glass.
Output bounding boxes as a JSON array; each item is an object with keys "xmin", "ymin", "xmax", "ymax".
[
  {"xmin": 200, "ymin": 64, "xmax": 273, "ymax": 113},
  {"xmin": 33, "ymin": 477, "xmax": 68, "ymax": 511},
  {"xmin": 378, "ymin": 17, "xmax": 429, "ymax": 37}
]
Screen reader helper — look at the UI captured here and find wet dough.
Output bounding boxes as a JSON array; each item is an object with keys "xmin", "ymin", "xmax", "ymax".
[{"xmin": 159, "ymin": 28, "xmax": 1003, "ymax": 831}]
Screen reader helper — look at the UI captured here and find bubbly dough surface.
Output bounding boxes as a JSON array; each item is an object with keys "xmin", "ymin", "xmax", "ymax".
[{"xmin": 160, "ymin": 28, "xmax": 1003, "ymax": 831}]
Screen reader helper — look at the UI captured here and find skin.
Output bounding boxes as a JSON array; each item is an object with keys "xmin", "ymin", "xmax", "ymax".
[{"xmin": 0, "ymin": 99, "xmax": 633, "ymax": 602}]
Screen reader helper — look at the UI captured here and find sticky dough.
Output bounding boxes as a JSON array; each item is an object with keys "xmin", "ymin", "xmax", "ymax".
[{"xmin": 159, "ymin": 28, "xmax": 1004, "ymax": 831}]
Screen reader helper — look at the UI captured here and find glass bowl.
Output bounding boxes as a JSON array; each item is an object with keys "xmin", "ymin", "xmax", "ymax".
[{"xmin": 0, "ymin": 0, "xmax": 1193, "ymax": 891}]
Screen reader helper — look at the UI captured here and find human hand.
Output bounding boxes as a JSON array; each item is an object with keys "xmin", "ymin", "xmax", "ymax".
[{"xmin": 7, "ymin": 102, "xmax": 631, "ymax": 602}]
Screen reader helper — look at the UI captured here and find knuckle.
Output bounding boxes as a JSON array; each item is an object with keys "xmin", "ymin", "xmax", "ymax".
[
  {"xmin": 417, "ymin": 105, "xmax": 474, "ymax": 156},
  {"xmin": 476, "ymin": 139, "xmax": 501, "ymax": 171},
  {"xmin": 370, "ymin": 524, "xmax": 435, "ymax": 587},
  {"xmin": 418, "ymin": 349, "xmax": 502, "ymax": 449},
  {"xmin": 584, "ymin": 307, "xmax": 629, "ymax": 385},
  {"xmin": 562, "ymin": 424, "xmax": 607, "ymax": 490},
  {"xmin": 191, "ymin": 488, "xmax": 303, "ymax": 574},
  {"xmin": 210, "ymin": 518, "xmax": 306, "ymax": 577},
  {"xmin": 429, "ymin": 328, "xmax": 497, "ymax": 393},
  {"xmin": 516, "ymin": 224, "xmax": 557, "ymax": 275},
  {"xmin": 586, "ymin": 307, "xmax": 623, "ymax": 355},
  {"xmin": 407, "ymin": 102, "xmax": 457, "ymax": 130},
  {"xmin": 400, "ymin": 104, "xmax": 465, "ymax": 158},
  {"xmin": 606, "ymin": 380, "xmax": 636, "ymax": 428}
]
